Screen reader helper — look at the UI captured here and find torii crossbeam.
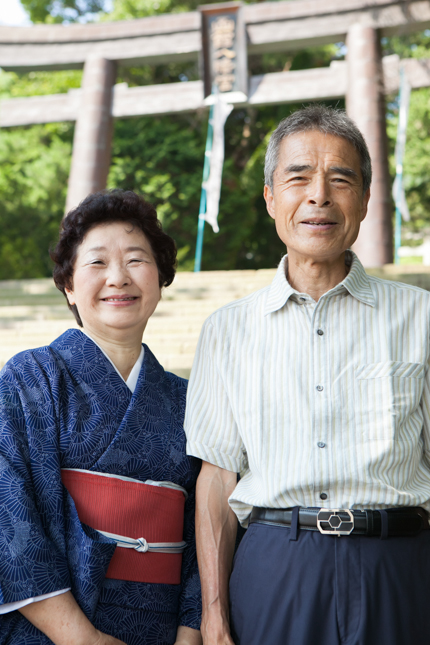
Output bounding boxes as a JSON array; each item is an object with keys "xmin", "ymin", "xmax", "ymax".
[{"xmin": 1, "ymin": 0, "xmax": 430, "ymax": 266}]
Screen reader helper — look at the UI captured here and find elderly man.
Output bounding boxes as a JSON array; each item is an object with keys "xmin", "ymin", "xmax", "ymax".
[{"xmin": 185, "ymin": 105, "xmax": 430, "ymax": 645}]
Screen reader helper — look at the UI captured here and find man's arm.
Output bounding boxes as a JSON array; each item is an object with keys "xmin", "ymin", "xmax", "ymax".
[
  {"xmin": 196, "ymin": 461, "xmax": 238, "ymax": 645},
  {"xmin": 18, "ymin": 591, "xmax": 126, "ymax": 645}
]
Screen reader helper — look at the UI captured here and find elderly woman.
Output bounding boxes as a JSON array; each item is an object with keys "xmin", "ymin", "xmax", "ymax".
[{"xmin": 0, "ymin": 191, "xmax": 202, "ymax": 645}]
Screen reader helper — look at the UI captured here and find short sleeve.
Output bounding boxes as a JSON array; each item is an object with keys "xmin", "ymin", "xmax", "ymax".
[
  {"xmin": 185, "ymin": 318, "xmax": 246, "ymax": 473},
  {"xmin": 420, "ymin": 348, "xmax": 430, "ymax": 466}
]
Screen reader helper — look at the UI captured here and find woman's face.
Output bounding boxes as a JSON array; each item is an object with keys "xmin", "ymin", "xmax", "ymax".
[{"xmin": 65, "ymin": 222, "xmax": 161, "ymax": 338}]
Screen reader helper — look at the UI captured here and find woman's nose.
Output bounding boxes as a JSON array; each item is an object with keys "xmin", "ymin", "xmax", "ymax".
[{"xmin": 107, "ymin": 264, "xmax": 131, "ymax": 287}]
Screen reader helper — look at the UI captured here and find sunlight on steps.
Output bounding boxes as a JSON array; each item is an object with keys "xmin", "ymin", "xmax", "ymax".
[
  {"xmin": 1, "ymin": 265, "xmax": 430, "ymax": 379},
  {"xmin": 0, "ymin": 270, "xmax": 276, "ymax": 379}
]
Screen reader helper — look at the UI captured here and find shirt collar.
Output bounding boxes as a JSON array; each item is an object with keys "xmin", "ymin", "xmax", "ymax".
[
  {"xmin": 340, "ymin": 251, "xmax": 375, "ymax": 306},
  {"xmin": 264, "ymin": 250, "xmax": 375, "ymax": 315},
  {"xmin": 264, "ymin": 255, "xmax": 296, "ymax": 315}
]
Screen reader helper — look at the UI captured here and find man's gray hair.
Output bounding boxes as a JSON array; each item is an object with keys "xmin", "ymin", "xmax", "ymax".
[{"xmin": 264, "ymin": 105, "xmax": 372, "ymax": 194}]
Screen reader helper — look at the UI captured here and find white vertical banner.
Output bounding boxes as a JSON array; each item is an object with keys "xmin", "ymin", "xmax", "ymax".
[
  {"xmin": 392, "ymin": 68, "xmax": 411, "ymax": 222},
  {"xmin": 202, "ymin": 95, "xmax": 233, "ymax": 233}
]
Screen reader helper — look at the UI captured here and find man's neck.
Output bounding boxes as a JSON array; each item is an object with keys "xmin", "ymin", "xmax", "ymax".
[{"xmin": 286, "ymin": 251, "xmax": 348, "ymax": 302}]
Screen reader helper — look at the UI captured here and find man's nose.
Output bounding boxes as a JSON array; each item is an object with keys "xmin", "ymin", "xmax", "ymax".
[{"xmin": 307, "ymin": 178, "xmax": 332, "ymax": 207}]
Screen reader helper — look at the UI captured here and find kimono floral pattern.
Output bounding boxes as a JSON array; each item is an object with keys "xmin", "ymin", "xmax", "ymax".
[{"xmin": 0, "ymin": 329, "xmax": 201, "ymax": 645}]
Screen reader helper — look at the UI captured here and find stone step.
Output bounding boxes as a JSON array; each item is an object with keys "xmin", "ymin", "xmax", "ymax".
[
  {"xmin": 2, "ymin": 265, "xmax": 430, "ymax": 377},
  {"xmin": 0, "ymin": 270, "xmax": 277, "ymax": 376}
]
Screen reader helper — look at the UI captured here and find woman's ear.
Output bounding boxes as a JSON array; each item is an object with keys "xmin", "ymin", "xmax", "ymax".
[{"xmin": 65, "ymin": 286, "xmax": 75, "ymax": 306}]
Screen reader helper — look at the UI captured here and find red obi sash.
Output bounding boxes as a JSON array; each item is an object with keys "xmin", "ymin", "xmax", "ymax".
[{"xmin": 61, "ymin": 469, "xmax": 186, "ymax": 584}]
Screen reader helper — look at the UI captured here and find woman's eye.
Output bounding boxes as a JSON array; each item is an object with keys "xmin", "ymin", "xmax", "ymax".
[{"xmin": 90, "ymin": 260, "xmax": 104, "ymax": 265}]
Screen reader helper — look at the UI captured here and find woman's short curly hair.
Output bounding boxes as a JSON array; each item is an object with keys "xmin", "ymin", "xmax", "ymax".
[{"xmin": 50, "ymin": 190, "xmax": 177, "ymax": 327}]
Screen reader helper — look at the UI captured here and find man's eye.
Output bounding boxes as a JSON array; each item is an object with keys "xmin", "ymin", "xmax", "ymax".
[
  {"xmin": 90, "ymin": 260, "xmax": 104, "ymax": 265},
  {"xmin": 129, "ymin": 258, "xmax": 143, "ymax": 264}
]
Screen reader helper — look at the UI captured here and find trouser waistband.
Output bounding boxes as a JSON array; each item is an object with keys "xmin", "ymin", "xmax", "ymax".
[{"xmin": 250, "ymin": 506, "xmax": 429, "ymax": 537}]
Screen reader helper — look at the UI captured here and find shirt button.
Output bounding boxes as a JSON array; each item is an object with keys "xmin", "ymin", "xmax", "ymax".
[
  {"xmin": 316, "ymin": 385, "xmax": 324, "ymax": 392},
  {"xmin": 317, "ymin": 329, "xmax": 324, "ymax": 336},
  {"xmin": 317, "ymin": 442, "xmax": 326, "ymax": 448},
  {"xmin": 299, "ymin": 297, "xmax": 306, "ymax": 302},
  {"xmin": 320, "ymin": 492, "xmax": 328, "ymax": 500}
]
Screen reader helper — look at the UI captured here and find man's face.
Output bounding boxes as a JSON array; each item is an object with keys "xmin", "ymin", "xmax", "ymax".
[{"xmin": 264, "ymin": 130, "xmax": 370, "ymax": 264}]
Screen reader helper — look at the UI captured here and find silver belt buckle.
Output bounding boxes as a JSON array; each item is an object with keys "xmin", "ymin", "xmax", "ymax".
[{"xmin": 317, "ymin": 509, "xmax": 354, "ymax": 536}]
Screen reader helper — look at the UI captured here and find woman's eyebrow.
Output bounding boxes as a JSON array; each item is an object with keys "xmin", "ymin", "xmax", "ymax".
[
  {"xmin": 125, "ymin": 246, "xmax": 150, "ymax": 254},
  {"xmin": 84, "ymin": 246, "xmax": 106, "ymax": 253},
  {"xmin": 84, "ymin": 246, "xmax": 150, "ymax": 254}
]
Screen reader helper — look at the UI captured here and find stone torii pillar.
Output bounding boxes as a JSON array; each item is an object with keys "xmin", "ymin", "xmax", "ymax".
[
  {"xmin": 347, "ymin": 23, "xmax": 393, "ymax": 267},
  {"xmin": 65, "ymin": 55, "xmax": 116, "ymax": 213}
]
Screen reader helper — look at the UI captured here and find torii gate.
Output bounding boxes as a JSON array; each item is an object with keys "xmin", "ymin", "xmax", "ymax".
[{"xmin": 1, "ymin": 0, "xmax": 430, "ymax": 267}]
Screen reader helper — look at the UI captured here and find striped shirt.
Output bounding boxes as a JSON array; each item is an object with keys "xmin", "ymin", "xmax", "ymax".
[{"xmin": 185, "ymin": 251, "xmax": 430, "ymax": 525}]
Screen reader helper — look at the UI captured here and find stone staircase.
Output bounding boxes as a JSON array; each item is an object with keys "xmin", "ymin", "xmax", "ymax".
[
  {"xmin": 0, "ymin": 269, "xmax": 277, "ymax": 378},
  {"xmin": 1, "ymin": 264, "xmax": 430, "ymax": 379}
]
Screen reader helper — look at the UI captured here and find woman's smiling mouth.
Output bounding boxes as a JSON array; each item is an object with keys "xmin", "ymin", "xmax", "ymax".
[{"xmin": 101, "ymin": 295, "xmax": 138, "ymax": 304}]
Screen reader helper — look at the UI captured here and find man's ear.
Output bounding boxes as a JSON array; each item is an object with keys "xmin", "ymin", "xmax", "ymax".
[
  {"xmin": 264, "ymin": 185, "xmax": 275, "ymax": 219},
  {"xmin": 361, "ymin": 188, "xmax": 371, "ymax": 222}
]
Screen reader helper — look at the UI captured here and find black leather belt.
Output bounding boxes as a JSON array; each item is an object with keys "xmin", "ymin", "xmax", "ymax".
[{"xmin": 250, "ymin": 506, "xmax": 429, "ymax": 537}]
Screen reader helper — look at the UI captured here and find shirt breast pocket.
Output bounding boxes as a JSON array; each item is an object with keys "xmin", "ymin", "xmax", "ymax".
[{"xmin": 354, "ymin": 361, "xmax": 425, "ymax": 442}]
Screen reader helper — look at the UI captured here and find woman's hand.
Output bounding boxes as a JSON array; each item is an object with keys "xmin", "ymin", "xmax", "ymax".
[
  {"xmin": 174, "ymin": 625, "xmax": 203, "ymax": 645},
  {"xmin": 93, "ymin": 630, "xmax": 127, "ymax": 645},
  {"xmin": 19, "ymin": 591, "xmax": 126, "ymax": 645}
]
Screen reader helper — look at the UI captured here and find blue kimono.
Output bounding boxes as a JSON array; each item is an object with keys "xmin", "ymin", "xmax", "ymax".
[{"xmin": 0, "ymin": 329, "xmax": 201, "ymax": 644}]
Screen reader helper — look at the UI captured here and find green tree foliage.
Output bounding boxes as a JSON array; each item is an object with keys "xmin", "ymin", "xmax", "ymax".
[
  {"xmin": 0, "ymin": 69, "xmax": 78, "ymax": 279},
  {"xmin": 104, "ymin": 0, "xmax": 199, "ymax": 20},
  {"xmin": 20, "ymin": 0, "xmax": 105, "ymax": 24},
  {"xmin": 107, "ymin": 15, "xmax": 341, "ymax": 270},
  {"xmin": 383, "ymin": 32, "xmax": 430, "ymax": 243},
  {"xmin": 2, "ymin": 0, "xmax": 428, "ymax": 278},
  {"xmin": 0, "ymin": 121, "xmax": 72, "ymax": 278},
  {"xmin": 0, "ymin": 0, "xmax": 342, "ymax": 277}
]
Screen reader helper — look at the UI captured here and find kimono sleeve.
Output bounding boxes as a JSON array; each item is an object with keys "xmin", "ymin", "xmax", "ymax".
[
  {"xmin": 185, "ymin": 319, "xmax": 246, "ymax": 473},
  {"xmin": 0, "ymin": 358, "xmax": 71, "ymax": 605},
  {"xmin": 178, "ymin": 482, "xmax": 201, "ymax": 630}
]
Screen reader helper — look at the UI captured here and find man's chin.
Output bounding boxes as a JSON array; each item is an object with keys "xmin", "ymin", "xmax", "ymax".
[{"xmin": 286, "ymin": 244, "xmax": 347, "ymax": 264}]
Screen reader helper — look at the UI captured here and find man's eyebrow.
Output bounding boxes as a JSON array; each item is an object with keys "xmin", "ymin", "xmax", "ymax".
[
  {"xmin": 282, "ymin": 165, "xmax": 360, "ymax": 180},
  {"xmin": 285, "ymin": 164, "xmax": 313, "ymax": 174},
  {"xmin": 329, "ymin": 166, "xmax": 359, "ymax": 179}
]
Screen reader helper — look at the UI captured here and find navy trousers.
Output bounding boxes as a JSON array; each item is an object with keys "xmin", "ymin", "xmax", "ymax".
[{"xmin": 229, "ymin": 520, "xmax": 430, "ymax": 645}]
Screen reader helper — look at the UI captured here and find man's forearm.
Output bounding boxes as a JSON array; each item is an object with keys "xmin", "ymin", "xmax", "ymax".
[
  {"xmin": 196, "ymin": 461, "xmax": 238, "ymax": 644},
  {"xmin": 18, "ymin": 591, "xmax": 125, "ymax": 645}
]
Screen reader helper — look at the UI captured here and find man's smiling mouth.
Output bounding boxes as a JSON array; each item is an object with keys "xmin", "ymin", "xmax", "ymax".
[
  {"xmin": 304, "ymin": 221, "xmax": 336, "ymax": 225},
  {"xmin": 301, "ymin": 220, "xmax": 337, "ymax": 226}
]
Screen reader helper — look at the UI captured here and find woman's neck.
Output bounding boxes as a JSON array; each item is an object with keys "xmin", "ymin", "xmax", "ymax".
[{"xmin": 82, "ymin": 327, "xmax": 142, "ymax": 381}]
